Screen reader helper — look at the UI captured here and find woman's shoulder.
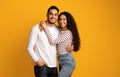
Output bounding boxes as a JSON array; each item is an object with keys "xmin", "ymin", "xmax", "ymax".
[{"xmin": 66, "ymin": 30, "xmax": 72, "ymax": 36}]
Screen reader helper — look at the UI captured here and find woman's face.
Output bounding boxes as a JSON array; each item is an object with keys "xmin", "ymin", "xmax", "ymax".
[{"xmin": 58, "ymin": 14, "xmax": 67, "ymax": 29}]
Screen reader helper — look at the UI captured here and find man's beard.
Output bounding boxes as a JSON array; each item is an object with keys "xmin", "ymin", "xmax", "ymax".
[{"xmin": 47, "ymin": 19, "xmax": 56, "ymax": 24}]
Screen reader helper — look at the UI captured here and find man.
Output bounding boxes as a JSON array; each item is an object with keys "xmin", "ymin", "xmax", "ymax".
[{"xmin": 27, "ymin": 6, "xmax": 73, "ymax": 77}]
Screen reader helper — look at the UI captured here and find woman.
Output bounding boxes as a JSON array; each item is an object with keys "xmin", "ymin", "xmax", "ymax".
[{"xmin": 41, "ymin": 12, "xmax": 80, "ymax": 77}]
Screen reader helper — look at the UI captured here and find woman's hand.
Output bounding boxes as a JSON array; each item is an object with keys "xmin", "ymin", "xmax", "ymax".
[
  {"xmin": 39, "ymin": 20, "xmax": 47, "ymax": 31},
  {"xmin": 40, "ymin": 21, "xmax": 47, "ymax": 27}
]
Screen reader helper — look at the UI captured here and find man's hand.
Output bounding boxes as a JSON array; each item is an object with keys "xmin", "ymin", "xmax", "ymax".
[
  {"xmin": 35, "ymin": 60, "xmax": 48, "ymax": 67},
  {"xmin": 66, "ymin": 45, "xmax": 74, "ymax": 52}
]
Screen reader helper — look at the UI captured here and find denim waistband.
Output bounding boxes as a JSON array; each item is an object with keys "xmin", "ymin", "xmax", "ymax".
[{"xmin": 58, "ymin": 52, "xmax": 72, "ymax": 58}]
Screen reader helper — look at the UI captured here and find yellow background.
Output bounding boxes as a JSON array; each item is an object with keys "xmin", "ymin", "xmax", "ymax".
[{"xmin": 0, "ymin": 0, "xmax": 120, "ymax": 77}]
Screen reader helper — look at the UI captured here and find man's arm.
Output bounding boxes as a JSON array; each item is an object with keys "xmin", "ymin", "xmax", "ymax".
[
  {"xmin": 27, "ymin": 26, "xmax": 39, "ymax": 62},
  {"xmin": 66, "ymin": 45, "xmax": 74, "ymax": 52},
  {"xmin": 27, "ymin": 26, "xmax": 47, "ymax": 66}
]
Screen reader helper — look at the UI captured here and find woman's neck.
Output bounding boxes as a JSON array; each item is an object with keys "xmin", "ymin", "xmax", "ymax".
[{"xmin": 61, "ymin": 27, "xmax": 68, "ymax": 31}]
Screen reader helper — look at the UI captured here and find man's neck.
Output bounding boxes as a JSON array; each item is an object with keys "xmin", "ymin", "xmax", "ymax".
[{"xmin": 46, "ymin": 21, "xmax": 55, "ymax": 27}]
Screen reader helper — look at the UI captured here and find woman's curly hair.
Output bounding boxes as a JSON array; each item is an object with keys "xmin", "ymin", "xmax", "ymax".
[{"xmin": 58, "ymin": 12, "xmax": 80, "ymax": 51}]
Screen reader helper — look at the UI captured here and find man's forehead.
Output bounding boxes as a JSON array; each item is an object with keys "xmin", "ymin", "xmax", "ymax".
[{"xmin": 49, "ymin": 9, "xmax": 58, "ymax": 13}]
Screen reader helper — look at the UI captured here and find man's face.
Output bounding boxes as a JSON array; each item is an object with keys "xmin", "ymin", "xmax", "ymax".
[{"xmin": 47, "ymin": 9, "xmax": 59, "ymax": 24}]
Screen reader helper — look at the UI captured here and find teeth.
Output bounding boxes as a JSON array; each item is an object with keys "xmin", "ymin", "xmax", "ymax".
[{"xmin": 51, "ymin": 18, "xmax": 55, "ymax": 20}]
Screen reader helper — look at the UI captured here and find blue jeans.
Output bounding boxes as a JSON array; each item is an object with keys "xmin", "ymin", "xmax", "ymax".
[
  {"xmin": 34, "ymin": 65, "xmax": 58, "ymax": 77},
  {"xmin": 58, "ymin": 53, "xmax": 75, "ymax": 77}
]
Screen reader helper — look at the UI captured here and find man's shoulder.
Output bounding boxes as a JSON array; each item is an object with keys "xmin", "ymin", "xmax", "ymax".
[
  {"xmin": 53, "ymin": 25, "xmax": 60, "ymax": 30},
  {"xmin": 32, "ymin": 24, "xmax": 39, "ymax": 28},
  {"xmin": 29, "ymin": 24, "xmax": 40, "ymax": 33},
  {"xmin": 31, "ymin": 24, "xmax": 39, "ymax": 30},
  {"xmin": 54, "ymin": 25, "xmax": 59, "ymax": 28}
]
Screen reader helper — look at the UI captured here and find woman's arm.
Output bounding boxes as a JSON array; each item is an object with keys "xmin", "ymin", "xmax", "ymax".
[{"xmin": 44, "ymin": 27, "xmax": 72, "ymax": 45}]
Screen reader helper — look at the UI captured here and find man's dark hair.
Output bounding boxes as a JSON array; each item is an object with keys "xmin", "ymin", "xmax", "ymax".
[{"xmin": 47, "ymin": 6, "xmax": 59, "ymax": 13}]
